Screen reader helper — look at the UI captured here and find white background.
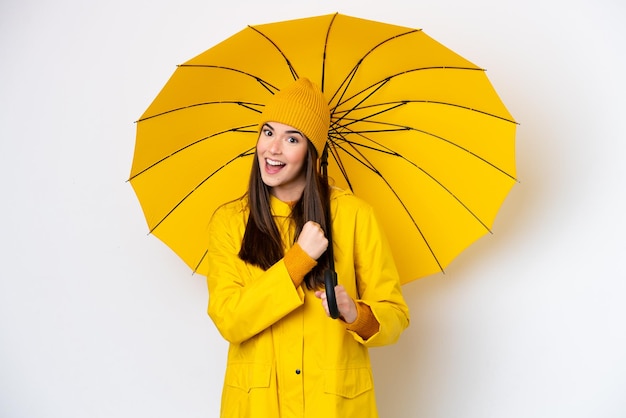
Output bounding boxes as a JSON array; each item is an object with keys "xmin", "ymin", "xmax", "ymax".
[{"xmin": 1, "ymin": 0, "xmax": 625, "ymax": 417}]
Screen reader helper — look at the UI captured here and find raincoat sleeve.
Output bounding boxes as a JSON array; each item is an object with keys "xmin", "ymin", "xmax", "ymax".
[
  {"xmin": 348, "ymin": 202, "xmax": 410, "ymax": 348},
  {"xmin": 206, "ymin": 204, "xmax": 306, "ymax": 344}
]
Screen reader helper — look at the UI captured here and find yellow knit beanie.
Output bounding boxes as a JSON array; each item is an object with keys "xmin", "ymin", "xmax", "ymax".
[{"xmin": 259, "ymin": 78, "xmax": 330, "ymax": 157}]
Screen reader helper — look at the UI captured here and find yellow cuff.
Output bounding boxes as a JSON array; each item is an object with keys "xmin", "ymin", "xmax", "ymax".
[{"xmin": 284, "ymin": 243, "xmax": 317, "ymax": 287}]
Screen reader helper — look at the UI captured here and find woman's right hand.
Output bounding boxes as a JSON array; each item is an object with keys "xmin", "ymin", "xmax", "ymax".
[{"xmin": 297, "ymin": 221, "xmax": 328, "ymax": 260}]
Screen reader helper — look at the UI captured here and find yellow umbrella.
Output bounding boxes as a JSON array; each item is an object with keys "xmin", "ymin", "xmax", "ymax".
[{"xmin": 129, "ymin": 13, "xmax": 517, "ymax": 284}]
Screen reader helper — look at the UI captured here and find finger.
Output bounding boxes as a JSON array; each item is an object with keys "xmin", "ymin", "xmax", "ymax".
[
  {"xmin": 320, "ymin": 298, "xmax": 329, "ymax": 317},
  {"xmin": 314, "ymin": 290, "xmax": 330, "ymax": 316},
  {"xmin": 334, "ymin": 285, "xmax": 357, "ymax": 323}
]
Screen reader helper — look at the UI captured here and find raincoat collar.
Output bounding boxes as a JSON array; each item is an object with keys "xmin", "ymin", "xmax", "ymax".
[
  {"xmin": 269, "ymin": 187, "xmax": 351, "ymax": 218},
  {"xmin": 269, "ymin": 194, "xmax": 294, "ymax": 218}
]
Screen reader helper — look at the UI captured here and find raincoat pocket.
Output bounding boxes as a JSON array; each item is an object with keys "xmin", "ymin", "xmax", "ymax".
[
  {"xmin": 224, "ymin": 362, "xmax": 272, "ymax": 393},
  {"xmin": 324, "ymin": 367, "xmax": 374, "ymax": 399}
]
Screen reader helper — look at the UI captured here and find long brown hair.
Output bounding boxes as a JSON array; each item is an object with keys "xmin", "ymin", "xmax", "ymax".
[{"xmin": 238, "ymin": 141, "xmax": 330, "ymax": 289}]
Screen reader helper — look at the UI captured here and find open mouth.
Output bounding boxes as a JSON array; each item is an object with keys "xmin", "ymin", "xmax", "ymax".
[{"xmin": 265, "ymin": 158, "xmax": 285, "ymax": 174}]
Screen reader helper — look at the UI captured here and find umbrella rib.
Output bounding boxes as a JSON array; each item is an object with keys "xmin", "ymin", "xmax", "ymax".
[
  {"xmin": 326, "ymin": 134, "xmax": 354, "ymax": 191},
  {"xmin": 328, "ymin": 28, "xmax": 420, "ymax": 106},
  {"xmin": 137, "ymin": 101, "xmax": 263, "ymax": 122},
  {"xmin": 178, "ymin": 64, "xmax": 280, "ymax": 93},
  {"xmin": 332, "ymin": 79, "xmax": 391, "ymax": 129},
  {"xmin": 334, "ymin": 66, "xmax": 486, "ymax": 118},
  {"xmin": 334, "ymin": 99, "xmax": 406, "ymax": 130},
  {"xmin": 248, "ymin": 26, "xmax": 299, "ymax": 80},
  {"xmin": 337, "ymin": 106, "xmax": 517, "ymax": 181},
  {"xmin": 338, "ymin": 98, "xmax": 517, "ymax": 125},
  {"xmin": 128, "ymin": 125, "xmax": 257, "ymax": 181},
  {"xmin": 320, "ymin": 13, "xmax": 339, "ymax": 92},
  {"xmin": 149, "ymin": 147, "xmax": 256, "ymax": 234},
  {"xmin": 326, "ymin": 137, "xmax": 445, "ymax": 273},
  {"xmin": 332, "ymin": 128, "xmax": 496, "ymax": 233},
  {"xmin": 193, "ymin": 250, "xmax": 208, "ymax": 275}
]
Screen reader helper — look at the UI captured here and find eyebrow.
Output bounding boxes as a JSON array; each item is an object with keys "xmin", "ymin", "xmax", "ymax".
[{"xmin": 263, "ymin": 123, "xmax": 304, "ymax": 137}]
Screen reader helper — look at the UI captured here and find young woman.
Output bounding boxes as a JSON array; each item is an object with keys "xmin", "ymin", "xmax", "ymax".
[{"xmin": 206, "ymin": 78, "xmax": 409, "ymax": 418}]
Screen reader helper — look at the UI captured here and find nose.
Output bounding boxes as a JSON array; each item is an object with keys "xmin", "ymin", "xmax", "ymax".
[{"xmin": 268, "ymin": 136, "xmax": 282, "ymax": 154}]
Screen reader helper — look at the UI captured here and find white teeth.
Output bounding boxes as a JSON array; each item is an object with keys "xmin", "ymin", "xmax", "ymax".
[{"xmin": 267, "ymin": 159, "xmax": 285, "ymax": 166}]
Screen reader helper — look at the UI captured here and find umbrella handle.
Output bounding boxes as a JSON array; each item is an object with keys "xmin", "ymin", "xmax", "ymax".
[
  {"xmin": 324, "ymin": 269, "xmax": 340, "ymax": 319},
  {"xmin": 321, "ymin": 145, "xmax": 339, "ymax": 319}
]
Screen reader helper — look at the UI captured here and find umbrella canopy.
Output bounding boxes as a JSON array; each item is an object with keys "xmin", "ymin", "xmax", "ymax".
[{"xmin": 129, "ymin": 13, "xmax": 517, "ymax": 284}]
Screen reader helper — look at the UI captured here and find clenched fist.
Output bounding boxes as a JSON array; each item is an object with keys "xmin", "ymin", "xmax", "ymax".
[{"xmin": 297, "ymin": 221, "xmax": 328, "ymax": 260}]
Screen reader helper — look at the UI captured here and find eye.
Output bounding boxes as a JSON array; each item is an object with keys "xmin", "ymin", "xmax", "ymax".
[
  {"xmin": 287, "ymin": 136, "xmax": 299, "ymax": 144},
  {"xmin": 263, "ymin": 129, "xmax": 273, "ymax": 137}
]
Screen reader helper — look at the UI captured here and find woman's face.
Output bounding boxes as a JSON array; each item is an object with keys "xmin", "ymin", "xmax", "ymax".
[{"xmin": 257, "ymin": 121, "xmax": 309, "ymax": 201}]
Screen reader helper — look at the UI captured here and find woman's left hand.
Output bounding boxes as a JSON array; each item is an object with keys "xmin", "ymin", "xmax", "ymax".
[{"xmin": 315, "ymin": 285, "xmax": 357, "ymax": 323}]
